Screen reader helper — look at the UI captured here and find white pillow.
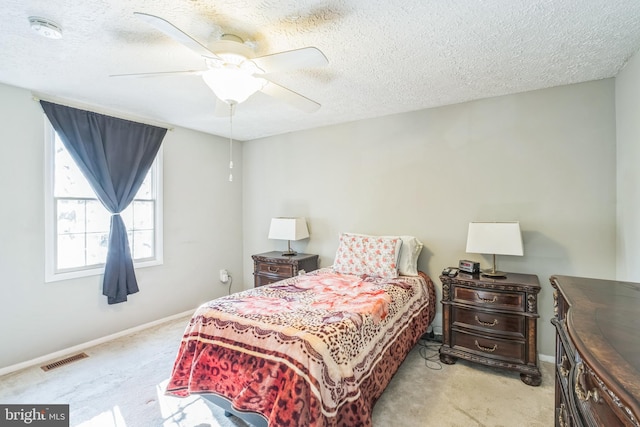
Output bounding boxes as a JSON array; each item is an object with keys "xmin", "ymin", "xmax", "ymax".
[{"xmin": 396, "ymin": 236, "xmax": 423, "ymax": 276}]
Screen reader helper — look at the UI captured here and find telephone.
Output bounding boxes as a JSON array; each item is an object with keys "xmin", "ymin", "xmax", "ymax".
[{"xmin": 441, "ymin": 267, "xmax": 458, "ymax": 277}]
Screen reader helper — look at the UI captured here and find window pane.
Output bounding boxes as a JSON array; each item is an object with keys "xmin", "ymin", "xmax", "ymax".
[
  {"xmin": 86, "ymin": 232, "xmax": 109, "ymax": 266},
  {"xmin": 120, "ymin": 206, "xmax": 133, "ymax": 230},
  {"xmin": 53, "ymin": 136, "xmax": 95, "ymax": 198},
  {"xmin": 86, "ymin": 201, "xmax": 111, "ymax": 233},
  {"xmin": 133, "ymin": 201, "xmax": 154, "ymax": 229},
  {"xmin": 57, "ymin": 199, "xmax": 86, "ymax": 234},
  {"xmin": 136, "ymin": 173, "xmax": 152, "ymax": 200},
  {"xmin": 57, "ymin": 233, "xmax": 86, "ymax": 269},
  {"xmin": 132, "ymin": 230, "xmax": 154, "ymax": 259}
]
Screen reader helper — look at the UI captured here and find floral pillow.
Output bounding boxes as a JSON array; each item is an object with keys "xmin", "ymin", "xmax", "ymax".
[{"xmin": 332, "ymin": 233, "xmax": 403, "ymax": 279}]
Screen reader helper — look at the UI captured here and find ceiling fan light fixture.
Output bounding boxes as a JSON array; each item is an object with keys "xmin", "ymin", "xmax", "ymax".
[
  {"xmin": 218, "ymin": 52, "xmax": 248, "ymax": 66},
  {"xmin": 211, "ymin": 36, "xmax": 255, "ymax": 61},
  {"xmin": 202, "ymin": 64, "xmax": 266, "ymax": 104}
]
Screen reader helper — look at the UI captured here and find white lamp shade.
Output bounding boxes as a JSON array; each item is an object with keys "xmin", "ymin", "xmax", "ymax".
[
  {"xmin": 466, "ymin": 222, "xmax": 523, "ymax": 256},
  {"xmin": 268, "ymin": 217, "xmax": 309, "ymax": 241}
]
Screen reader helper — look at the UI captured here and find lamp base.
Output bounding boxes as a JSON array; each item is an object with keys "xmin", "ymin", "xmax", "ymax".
[
  {"xmin": 281, "ymin": 240, "xmax": 298, "ymax": 256},
  {"xmin": 481, "ymin": 269, "xmax": 507, "ymax": 278},
  {"xmin": 481, "ymin": 254, "xmax": 507, "ymax": 278}
]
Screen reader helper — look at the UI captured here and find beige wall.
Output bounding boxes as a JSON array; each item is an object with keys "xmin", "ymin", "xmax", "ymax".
[
  {"xmin": 0, "ymin": 83, "xmax": 244, "ymax": 370},
  {"xmin": 0, "ymin": 70, "xmax": 626, "ymax": 368},
  {"xmin": 616, "ymin": 49, "xmax": 640, "ymax": 280},
  {"xmin": 242, "ymin": 79, "xmax": 617, "ymax": 358}
]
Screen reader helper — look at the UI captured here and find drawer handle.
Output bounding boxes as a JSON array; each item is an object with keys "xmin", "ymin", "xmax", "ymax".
[
  {"xmin": 559, "ymin": 355, "xmax": 569, "ymax": 378},
  {"xmin": 474, "ymin": 340, "xmax": 498, "ymax": 353},
  {"xmin": 475, "ymin": 315, "xmax": 498, "ymax": 327},
  {"xmin": 267, "ymin": 266, "xmax": 280, "ymax": 273},
  {"xmin": 575, "ymin": 363, "xmax": 600, "ymax": 403},
  {"xmin": 558, "ymin": 403, "xmax": 567, "ymax": 427},
  {"xmin": 475, "ymin": 293, "xmax": 498, "ymax": 303}
]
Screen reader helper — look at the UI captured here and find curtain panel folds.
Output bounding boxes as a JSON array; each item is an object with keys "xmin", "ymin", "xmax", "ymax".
[{"xmin": 41, "ymin": 100, "xmax": 167, "ymax": 304}]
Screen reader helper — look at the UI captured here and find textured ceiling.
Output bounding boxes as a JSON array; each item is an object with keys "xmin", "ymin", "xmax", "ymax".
[{"xmin": 2, "ymin": 0, "xmax": 640, "ymax": 141}]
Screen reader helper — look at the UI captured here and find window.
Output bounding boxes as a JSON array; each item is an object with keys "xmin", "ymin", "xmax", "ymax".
[{"xmin": 45, "ymin": 118, "xmax": 163, "ymax": 282}]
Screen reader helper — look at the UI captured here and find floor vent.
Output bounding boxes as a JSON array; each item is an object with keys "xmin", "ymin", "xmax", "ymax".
[{"xmin": 41, "ymin": 352, "xmax": 89, "ymax": 371}]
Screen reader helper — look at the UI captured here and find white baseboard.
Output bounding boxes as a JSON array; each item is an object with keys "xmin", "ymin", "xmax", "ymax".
[
  {"xmin": 539, "ymin": 353, "xmax": 554, "ymax": 364},
  {"xmin": 0, "ymin": 309, "xmax": 194, "ymax": 377}
]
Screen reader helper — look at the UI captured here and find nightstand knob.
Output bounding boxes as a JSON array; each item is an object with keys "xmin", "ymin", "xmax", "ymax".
[{"xmin": 267, "ymin": 266, "xmax": 280, "ymax": 273}]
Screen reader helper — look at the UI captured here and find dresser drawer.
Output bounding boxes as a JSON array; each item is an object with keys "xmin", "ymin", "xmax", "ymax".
[
  {"xmin": 451, "ymin": 330, "xmax": 525, "ymax": 365},
  {"xmin": 454, "ymin": 286, "xmax": 524, "ymax": 312},
  {"xmin": 452, "ymin": 306, "xmax": 525, "ymax": 339},
  {"xmin": 257, "ymin": 262, "xmax": 294, "ymax": 278},
  {"xmin": 574, "ymin": 362, "xmax": 629, "ymax": 426},
  {"xmin": 553, "ymin": 320, "xmax": 574, "ymax": 397}
]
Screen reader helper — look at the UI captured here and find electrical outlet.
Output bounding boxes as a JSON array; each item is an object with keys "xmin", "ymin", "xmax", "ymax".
[{"xmin": 219, "ymin": 269, "xmax": 229, "ymax": 284}]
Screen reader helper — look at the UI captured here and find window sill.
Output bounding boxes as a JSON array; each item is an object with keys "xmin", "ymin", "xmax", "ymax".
[{"xmin": 45, "ymin": 259, "xmax": 163, "ymax": 283}]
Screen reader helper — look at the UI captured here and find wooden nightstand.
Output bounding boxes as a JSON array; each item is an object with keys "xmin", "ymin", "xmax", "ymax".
[
  {"xmin": 439, "ymin": 271, "xmax": 542, "ymax": 386},
  {"xmin": 251, "ymin": 251, "xmax": 319, "ymax": 288}
]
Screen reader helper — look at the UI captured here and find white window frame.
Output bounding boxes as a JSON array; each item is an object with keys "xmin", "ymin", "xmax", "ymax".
[{"xmin": 44, "ymin": 117, "xmax": 163, "ymax": 282}]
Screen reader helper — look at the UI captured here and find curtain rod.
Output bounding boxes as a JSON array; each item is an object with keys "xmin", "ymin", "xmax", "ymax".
[{"xmin": 31, "ymin": 93, "xmax": 174, "ymax": 131}]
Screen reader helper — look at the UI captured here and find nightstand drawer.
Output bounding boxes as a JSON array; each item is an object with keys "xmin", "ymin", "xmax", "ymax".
[
  {"xmin": 257, "ymin": 262, "xmax": 294, "ymax": 277},
  {"xmin": 454, "ymin": 286, "xmax": 523, "ymax": 312},
  {"xmin": 252, "ymin": 252, "xmax": 319, "ymax": 288},
  {"xmin": 452, "ymin": 306, "xmax": 525, "ymax": 338},
  {"xmin": 452, "ymin": 330, "xmax": 525, "ymax": 364},
  {"xmin": 255, "ymin": 274, "xmax": 282, "ymax": 288}
]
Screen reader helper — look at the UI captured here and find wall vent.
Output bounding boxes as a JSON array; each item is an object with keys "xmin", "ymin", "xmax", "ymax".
[{"xmin": 41, "ymin": 352, "xmax": 89, "ymax": 371}]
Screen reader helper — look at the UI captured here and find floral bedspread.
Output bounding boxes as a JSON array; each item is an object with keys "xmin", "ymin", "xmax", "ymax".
[{"xmin": 165, "ymin": 268, "xmax": 433, "ymax": 426}]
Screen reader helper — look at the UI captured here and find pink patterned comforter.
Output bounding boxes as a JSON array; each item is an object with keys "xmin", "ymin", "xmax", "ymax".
[{"xmin": 166, "ymin": 268, "xmax": 435, "ymax": 426}]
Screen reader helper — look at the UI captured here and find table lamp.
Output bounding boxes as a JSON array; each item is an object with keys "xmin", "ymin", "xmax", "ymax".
[
  {"xmin": 465, "ymin": 221, "xmax": 523, "ymax": 277},
  {"xmin": 268, "ymin": 217, "xmax": 309, "ymax": 256}
]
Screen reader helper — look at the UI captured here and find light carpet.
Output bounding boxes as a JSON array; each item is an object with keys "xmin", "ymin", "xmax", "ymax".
[{"xmin": 0, "ymin": 315, "xmax": 554, "ymax": 426}]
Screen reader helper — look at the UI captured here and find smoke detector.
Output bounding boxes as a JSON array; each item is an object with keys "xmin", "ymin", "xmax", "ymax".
[{"xmin": 28, "ymin": 16, "xmax": 63, "ymax": 39}]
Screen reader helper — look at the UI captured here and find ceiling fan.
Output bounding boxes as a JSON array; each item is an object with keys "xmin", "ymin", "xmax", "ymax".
[{"xmin": 113, "ymin": 12, "xmax": 328, "ymax": 113}]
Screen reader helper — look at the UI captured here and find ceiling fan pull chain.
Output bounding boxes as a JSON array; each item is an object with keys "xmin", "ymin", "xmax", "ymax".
[{"xmin": 228, "ymin": 102, "xmax": 235, "ymax": 182}]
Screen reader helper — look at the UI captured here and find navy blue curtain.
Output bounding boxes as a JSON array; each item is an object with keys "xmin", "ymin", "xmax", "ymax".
[{"xmin": 41, "ymin": 101, "xmax": 167, "ymax": 304}]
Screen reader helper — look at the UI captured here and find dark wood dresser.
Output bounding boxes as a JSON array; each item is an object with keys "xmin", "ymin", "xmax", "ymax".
[
  {"xmin": 550, "ymin": 275, "xmax": 640, "ymax": 426},
  {"xmin": 439, "ymin": 271, "xmax": 542, "ymax": 386},
  {"xmin": 251, "ymin": 251, "xmax": 319, "ymax": 287}
]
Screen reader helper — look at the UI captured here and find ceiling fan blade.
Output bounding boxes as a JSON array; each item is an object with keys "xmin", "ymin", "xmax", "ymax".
[
  {"xmin": 252, "ymin": 47, "xmax": 328, "ymax": 73},
  {"xmin": 110, "ymin": 70, "xmax": 205, "ymax": 78},
  {"xmin": 259, "ymin": 80, "xmax": 320, "ymax": 113},
  {"xmin": 134, "ymin": 12, "xmax": 221, "ymax": 61}
]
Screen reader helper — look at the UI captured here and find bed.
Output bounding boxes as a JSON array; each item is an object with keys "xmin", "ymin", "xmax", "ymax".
[{"xmin": 166, "ymin": 233, "xmax": 436, "ymax": 426}]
